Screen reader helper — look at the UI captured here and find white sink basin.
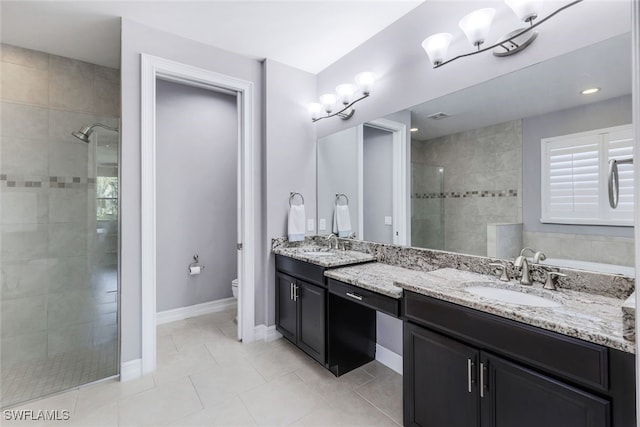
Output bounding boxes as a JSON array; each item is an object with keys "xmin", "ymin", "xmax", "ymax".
[
  {"xmin": 301, "ymin": 251, "xmax": 333, "ymax": 256},
  {"xmin": 465, "ymin": 286, "xmax": 561, "ymax": 308}
]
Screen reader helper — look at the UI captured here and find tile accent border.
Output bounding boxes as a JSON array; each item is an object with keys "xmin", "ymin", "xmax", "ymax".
[
  {"xmin": 0, "ymin": 174, "xmax": 96, "ymax": 189},
  {"xmin": 412, "ymin": 189, "xmax": 518, "ymax": 199}
]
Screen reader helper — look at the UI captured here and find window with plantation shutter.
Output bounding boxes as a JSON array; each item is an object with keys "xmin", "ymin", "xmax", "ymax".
[{"xmin": 541, "ymin": 124, "xmax": 634, "ymax": 226}]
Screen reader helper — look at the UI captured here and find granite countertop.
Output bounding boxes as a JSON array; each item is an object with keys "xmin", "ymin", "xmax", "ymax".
[
  {"xmin": 272, "ymin": 244, "xmax": 376, "ymax": 268},
  {"xmin": 395, "ymin": 268, "xmax": 635, "ymax": 354},
  {"xmin": 325, "ymin": 263, "xmax": 431, "ymax": 299}
]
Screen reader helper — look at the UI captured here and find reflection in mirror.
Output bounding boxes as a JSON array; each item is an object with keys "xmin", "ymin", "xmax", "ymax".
[{"xmin": 317, "ymin": 33, "xmax": 634, "ymax": 276}]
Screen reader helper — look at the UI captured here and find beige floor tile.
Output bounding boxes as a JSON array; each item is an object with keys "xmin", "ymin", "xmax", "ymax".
[
  {"xmin": 168, "ymin": 396, "xmax": 257, "ymax": 426},
  {"xmin": 244, "ymin": 342, "xmax": 312, "ymax": 381},
  {"xmin": 355, "ymin": 370, "xmax": 403, "ymax": 425},
  {"xmin": 1, "ymin": 390, "xmax": 78, "ymax": 426},
  {"xmin": 294, "ymin": 360, "xmax": 374, "ymax": 396},
  {"xmin": 239, "ymin": 373, "xmax": 322, "ymax": 426},
  {"xmin": 170, "ymin": 326, "xmax": 227, "ymax": 351},
  {"xmin": 62, "ymin": 401, "xmax": 118, "ymax": 427},
  {"xmin": 359, "ymin": 360, "xmax": 398, "ymax": 380},
  {"xmin": 118, "ymin": 377, "xmax": 202, "ymax": 426},
  {"xmin": 190, "ymin": 358, "xmax": 266, "ymax": 407},
  {"xmin": 290, "ymin": 393, "xmax": 398, "ymax": 426},
  {"xmin": 74, "ymin": 374, "xmax": 155, "ymax": 416},
  {"xmin": 157, "ymin": 333, "xmax": 178, "ymax": 355},
  {"xmin": 154, "ymin": 344, "xmax": 218, "ymax": 385},
  {"xmin": 185, "ymin": 309, "xmax": 236, "ymax": 329},
  {"xmin": 157, "ymin": 319, "xmax": 191, "ymax": 337}
]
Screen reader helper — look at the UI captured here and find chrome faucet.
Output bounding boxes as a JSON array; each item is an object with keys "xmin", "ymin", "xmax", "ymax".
[
  {"xmin": 514, "ymin": 255, "xmax": 532, "ymax": 285},
  {"xmin": 325, "ymin": 233, "xmax": 338, "ymax": 250}
]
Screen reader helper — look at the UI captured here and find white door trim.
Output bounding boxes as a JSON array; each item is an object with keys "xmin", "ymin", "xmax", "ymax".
[
  {"xmin": 631, "ymin": 0, "xmax": 640, "ymax": 413},
  {"xmin": 366, "ymin": 118, "xmax": 408, "ymax": 245},
  {"xmin": 140, "ymin": 53, "xmax": 255, "ymax": 375}
]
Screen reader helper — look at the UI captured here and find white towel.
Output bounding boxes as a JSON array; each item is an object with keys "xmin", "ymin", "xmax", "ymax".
[
  {"xmin": 333, "ymin": 205, "xmax": 352, "ymax": 238},
  {"xmin": 288, "ymin": 204, "xmax": 306, "ymax": 242}
]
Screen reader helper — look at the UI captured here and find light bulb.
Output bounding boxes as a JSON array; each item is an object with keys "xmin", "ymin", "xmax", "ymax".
[
  {"xmin": 336, "ymin": 84, "xmax": 356, "ymax": 105},
  {"xmin": 355, "ymin": 72, "xmax": 376, "ymax": 95},
  {"xmin": 459, "ymin": 8, "xmax": 496, "ymax": 47},
  {"xmin": 320, "ymin": 93, "xmax": 337, "ymax": 114},
  {"xmin": 421, "ymin": 33, "xmax": 453, "ymax": 66},
  {"xmin": 505, "ymin": 0, "xmax": 541, "ymax": 23},
  {"xmin": 308, "ymin": 103, "xmax": 322, "ymax": 120}
]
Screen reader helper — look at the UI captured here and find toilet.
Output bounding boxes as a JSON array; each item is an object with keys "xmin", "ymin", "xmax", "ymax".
[
  {"xmin": 232, "ymin": 278, "xmax": 239, "ymax": 298},
  {"xmin": 232, "ymin": 279, "xmax": 239, "ymax": 323}
]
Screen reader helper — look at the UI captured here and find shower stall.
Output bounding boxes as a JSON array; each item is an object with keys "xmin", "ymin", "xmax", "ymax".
[
  {"xmin": 411, "ymin": 163, "xmax": 445, "ymax": 250},
  {"xmin": 0, "ymin": 45, "xmax": 120, "ymax": 407}
]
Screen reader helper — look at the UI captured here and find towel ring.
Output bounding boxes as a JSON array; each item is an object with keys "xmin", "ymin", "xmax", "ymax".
[
  {"xmin": 335, "ymin": 193, "xmax": 349, "ymax": 206},
  {"xmin": 289, "ymin": 192, "xmax": 304, "ymax": 206}
]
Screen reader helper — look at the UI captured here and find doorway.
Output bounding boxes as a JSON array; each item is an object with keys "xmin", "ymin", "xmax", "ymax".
[{"xmin": 139, "ymin": 54, "xmax": 256, "ymax": 375}]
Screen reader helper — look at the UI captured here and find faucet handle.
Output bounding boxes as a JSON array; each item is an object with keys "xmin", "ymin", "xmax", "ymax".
[
  {"xmin": 543, "ymin": 271, "xmax": 567, "ymax": 290},
  {"xmin": 489, "ymin": 263, "xmax": 510, "ymax": 282}
]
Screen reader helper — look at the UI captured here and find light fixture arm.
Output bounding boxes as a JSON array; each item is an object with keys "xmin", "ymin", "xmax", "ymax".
[
  {"xmin": 433, "ymin": 0, "xmax": 583, "ymax": 68},
  {"xmin": 312, "ymin": 93, "xmax": 369, "ymax": 122}
]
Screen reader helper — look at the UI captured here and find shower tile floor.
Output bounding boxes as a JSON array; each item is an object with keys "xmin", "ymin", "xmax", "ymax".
[
  {"xmin": 1, "ymin": 308, "xmax": 403, "ymax": 426},
  {"xmin": 1, "ymin": 341, "xmax": 118, "ymax": 408}
]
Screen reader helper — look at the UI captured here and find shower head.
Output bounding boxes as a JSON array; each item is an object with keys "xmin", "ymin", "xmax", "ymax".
[{"xmin": 71, "ymin": 123, "xmax": 119, "ymax": 143}]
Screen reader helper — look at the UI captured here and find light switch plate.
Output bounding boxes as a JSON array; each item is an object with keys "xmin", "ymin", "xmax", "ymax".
[
  {"xmin": 384, "ymin": 216, "xmax": 393, "ymax": 225},
  {"xmin": 307, "ymin": 219, "xmax": 315, "ymax": 232},
  {"xmin": 319, "ymin": 218, "xmax": 326, "ymax": 231}
]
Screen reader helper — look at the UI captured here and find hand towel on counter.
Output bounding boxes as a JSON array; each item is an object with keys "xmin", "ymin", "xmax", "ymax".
[
  {"xmin": 288, "ymin": 204, "xmax": 306, "ymax": 242},
  {"xmin": 332, "ymin": 204, "xmax": 352, "ymax": 238}
]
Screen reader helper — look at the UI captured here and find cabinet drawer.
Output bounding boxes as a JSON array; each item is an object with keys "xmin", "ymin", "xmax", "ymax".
[
  {"xmin": 276, "ymin": 255, "xmax": 326, "ymax": 287},
  {"xmin": 404, "ymin": 291, "xmax": 608, "ymax": 392},
  {"xmin": 328, "ymin": 278, "xmax": 400, "ymax": 317}
]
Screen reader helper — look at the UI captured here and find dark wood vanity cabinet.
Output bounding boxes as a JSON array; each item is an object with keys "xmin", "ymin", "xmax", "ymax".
[
  {"xmin": 404, "ymin": 291, "xmax": 636, "ymax": 427},
  {"xmin": 275, "ymin": 256, "xmax": 326, "ymax": 364}
]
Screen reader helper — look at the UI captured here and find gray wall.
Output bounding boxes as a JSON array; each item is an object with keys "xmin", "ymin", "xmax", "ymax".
[
  {"xmin": 120, "ymin": 19, "xmax": 263, "ymax": 363},
  {"xmin": 363, "ymin": 125, "xmax": 393, "ymax": 244},
  {"xmin": 315, "ymin": 1, "xmax": 630, "ymax": 140},
  {"xmin": 263, "ymin": 59, "xmax": 317, "ymax": 326},
  {"xmin": 522, "ymin": 95, "xmax": 633, "ymax": 238},
  {"xmin": 317, "ymin": 127, "xmax": 360, "ymax": 236},
  {"xmin": 155, "ymin": 79, "xmax": 237, "ymax": 312},
  {"xmin": 377, "ymin": 312, "xmax": 402, "ymax": 356}
]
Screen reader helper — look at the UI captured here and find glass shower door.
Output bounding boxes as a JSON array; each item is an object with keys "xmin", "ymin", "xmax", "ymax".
[{"xmin": 411, "ymin": 164, "xmax": 445, "ymax": 250}]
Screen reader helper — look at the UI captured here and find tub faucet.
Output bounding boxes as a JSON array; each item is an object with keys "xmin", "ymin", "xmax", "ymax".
[{"xmin": 514, "ymin": 255, "xmax": 532, "ymax": 285}]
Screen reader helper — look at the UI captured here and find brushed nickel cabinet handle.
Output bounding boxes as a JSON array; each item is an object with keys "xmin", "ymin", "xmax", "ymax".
[
  {"xmin": 290, "ymin": 283, "xmax": 294, "ymax": 301},
  {"xmin": 467, "ymin": 359, "xmax": 473, "ymax": 393},
  {"xmin": 346, "ymin": 292, "xmax": 363, "ymax": 301},
  {"xmin": 480, "ymin": 362, "xmax": 486, "ymax": 398}
]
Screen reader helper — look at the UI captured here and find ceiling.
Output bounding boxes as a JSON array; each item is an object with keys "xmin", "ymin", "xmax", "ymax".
[
  {"xmin": 0, "ymin": 1, "xmax": 423, "ymax": 73},
  {"xmin": 410, "ymin": 33, "xmax": 632, "ymax": 141}
]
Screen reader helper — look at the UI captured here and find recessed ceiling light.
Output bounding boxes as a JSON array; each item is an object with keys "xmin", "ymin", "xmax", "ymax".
[
  {"xmin": 410, "ymin": 127, "xmax": 419, "ymax": 132},
  {"xmin": 581, "ymin": 87, "xmax": 600, "ymax": 95}
]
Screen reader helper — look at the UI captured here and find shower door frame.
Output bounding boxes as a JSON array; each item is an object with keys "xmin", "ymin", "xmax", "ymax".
[{"xmin": 139, "ymin": 54, "xmax": 256, "ymax": 375}]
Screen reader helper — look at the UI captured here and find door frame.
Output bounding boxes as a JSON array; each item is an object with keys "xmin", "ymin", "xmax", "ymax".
[
  {"xmin": 364, "ymin": 118, "xmax": 408, "ymax": 245},
  {"xmin": 139, "ymin": 54, "xmax": 256, "ymax": 375}
]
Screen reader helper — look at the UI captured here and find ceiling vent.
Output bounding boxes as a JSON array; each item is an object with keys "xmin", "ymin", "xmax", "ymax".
[{"xmin": 427, "ymin": 112, "xmax": 451, "ymax": 120}]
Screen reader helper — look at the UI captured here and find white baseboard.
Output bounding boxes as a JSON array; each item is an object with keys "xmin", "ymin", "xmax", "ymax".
[
  {"xmin": 253, "ymin": 324, "xmax": 282, "ymax": 342},
  {"xmin": 120, "ymin": 358, "xmax": 142, "ymax": 382},
  {"xmin": 376, "ymin": 344, "xmax": 403, "ymax": 375},
  {"xmin": 156, "ymin": 297, "xmax": 236, "ymax": 325}
]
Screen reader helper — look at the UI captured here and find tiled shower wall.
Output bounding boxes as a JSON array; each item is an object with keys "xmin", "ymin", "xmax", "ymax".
[
  {"xmin": 411, "ymin": 120, "xmax": 523, "ymax": 256},
  {"xmin": 0, "ymin": 44, "xmax": 119, "ymax": 366}
]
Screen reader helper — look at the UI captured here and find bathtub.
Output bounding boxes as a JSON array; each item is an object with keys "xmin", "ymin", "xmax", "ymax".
[{"xmin": 541, "ymin": 258, "xmax": 634, "ymax": 277}]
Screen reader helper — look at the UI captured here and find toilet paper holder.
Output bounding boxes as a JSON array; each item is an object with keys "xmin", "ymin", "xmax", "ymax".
[{"xmin": 188, "ymin": 255, "xmax": 205, "ymax": 275}]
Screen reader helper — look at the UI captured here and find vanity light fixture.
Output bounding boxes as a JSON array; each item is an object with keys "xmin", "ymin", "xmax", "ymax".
[
  {"xmin": 422, "ymin": 0, "xmax": 583, "ymax": 68},
  {"xmin": 308, "ymin": 72, "xmax": 376, "ymax": 122},
  {"xmin": 581, "ymin": 87, "xmax": 601, "ymax": 95}
]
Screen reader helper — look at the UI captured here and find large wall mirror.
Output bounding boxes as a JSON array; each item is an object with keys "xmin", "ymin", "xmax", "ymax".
[{"xmin": 317, "ymin": 32, "xmax": 634, "ymax": 277}]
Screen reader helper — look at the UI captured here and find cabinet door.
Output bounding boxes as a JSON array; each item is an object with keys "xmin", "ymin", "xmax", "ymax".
[
  {"xmin": 275, "ymin": 272, "xmax": 297, "ymax": 343},
  {"xmin": 404, "ymin": 322, "xmax": 480, "ymax": 427},
  {"xmin": 297, "ymin": 280, "xmax": 326, "ymax": 364},
  {"xmin": 481, "ymin": 353, "xmax": 610, "ymax": 427}
]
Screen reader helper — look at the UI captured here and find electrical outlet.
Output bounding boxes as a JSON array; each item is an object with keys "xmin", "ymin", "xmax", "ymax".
[
  {"xmin": 307, "ymin": 219, "xmax": 315, "ymax": 232},
  {"xmin": 319, "ymin": 218, "xmax": 326, "ymax": 231},
  {"xmin": 384, "ymin": 216, "xmax": 393, "ymax": 225}
]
